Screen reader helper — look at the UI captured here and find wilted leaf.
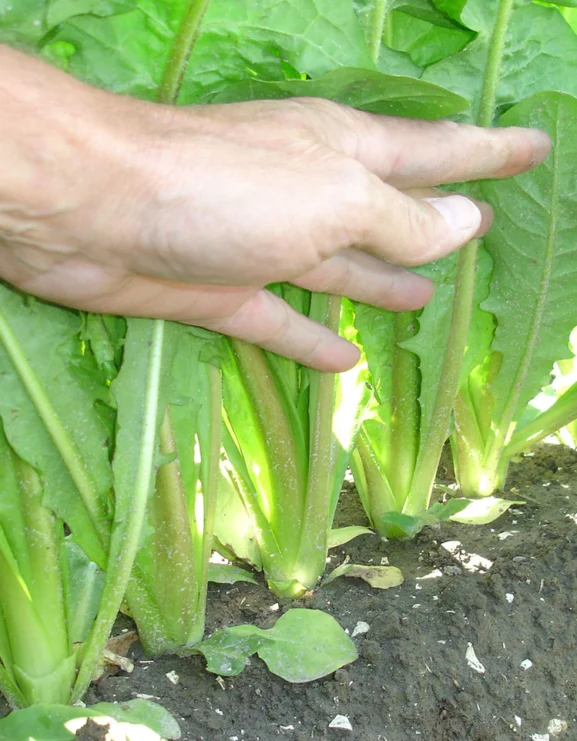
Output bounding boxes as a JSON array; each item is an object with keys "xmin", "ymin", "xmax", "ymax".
[
  {"xmin": 450, "ymin": 497, "xmax": 524, "ymax": 525},
  {"xmin": 325, "ymin": 562, "xmax": 404, "ymax": 590}
]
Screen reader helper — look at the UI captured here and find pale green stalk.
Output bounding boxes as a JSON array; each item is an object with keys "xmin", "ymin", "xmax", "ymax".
[
  {"xmin": 369, "ymin": 0, "xmax": 392, "ymax": 64},
  {"xmin": 292, "ymin": 296, "xmax": 339, "ymax": 590},
  {"xmin": 72, "ymin": 320, "xmax": 166, "ymax": 701},
  {"xmin": 407, "ymin": 0, "xmax": 514, "ymax": 512}
]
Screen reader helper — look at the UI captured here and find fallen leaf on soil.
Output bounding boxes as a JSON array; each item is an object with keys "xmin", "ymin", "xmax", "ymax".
[
  {"xmin": 450, "ymin": 497, "xmax": 524, "ymax": 525},
  {"xmin": 324, "ymin": 561, "xmax": 404, "ymax": 589},
  {"xmin": 90, "ymin": 631, "xmax": 139, "ymax": 682}
]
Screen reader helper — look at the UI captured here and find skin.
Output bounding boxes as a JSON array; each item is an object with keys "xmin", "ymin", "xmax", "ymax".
[{"xmin": 0, "ymin": 45, "xmax": 551, "ymax": 371}]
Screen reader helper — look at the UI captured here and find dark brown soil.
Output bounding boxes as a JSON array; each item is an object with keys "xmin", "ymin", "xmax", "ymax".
[{"xmin": 82, "ymin": 443, "xmax": 577, "ymax": 741}]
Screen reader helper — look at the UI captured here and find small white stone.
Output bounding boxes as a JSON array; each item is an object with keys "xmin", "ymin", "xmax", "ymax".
[
  {"xmin": 269, "ymin": 603, "xmax": 280, "ymax": 612},
  {"xmin": 329, "ymin": 714, "xmax": 353, "ymax": 731},
  {"xmin": 352, "ymin": 621, "xmax": 370, "ymax": 637},
  {"xmin": 165, "ymin": 670, "xmax": 180, "ymax": 685},
  {"xmin": 497, "ymin": 531, "xmax": 517, "ymax": 540},
  {"xmin": 515, "ymin": 716, "xmax": 522, "ymax": 727},
  {"xmin": 215, "ymin": 709, "xmax": 224, "ymax": 716},
  {"xmin": 280, "ymin": 726, "xmax": 295, "ymax": 731},
  {"xmin": 466, "ymin": 643, "xmax": 486, "ymax": 674},
  {"xmin": 506, "ymin": 593, "xmax": 515, "ymax": 603},
  {"xmin": 520, "ymin": 659, "xmax": 533, "ymax": 671},
  {"xmin": 531, "ymin": 735, "xmax": 550, "ymax": 741},
  {"xmin": 548, "ymin": 719, "xmax": 568, "ymax": 736},
  {"xmin": 216, "ymin": 676, "xmax": 226, "ymax": 690},
  {"xmin": 380, "ymin": 556, "xmax": 389, "ymax": 565},
  {"xmin": 412, "ymin": 604, "xmax": 421, "ymax": 609}
]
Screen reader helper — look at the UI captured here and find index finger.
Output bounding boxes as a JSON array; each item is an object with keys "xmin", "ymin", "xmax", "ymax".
[{"xmin": 313, "ymin": 105, "xmax": 551, "ymax": 188}]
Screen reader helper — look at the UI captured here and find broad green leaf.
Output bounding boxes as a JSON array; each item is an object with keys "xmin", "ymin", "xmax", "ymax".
[
  {"xmin": 46, "ymin": 0, "xmax": 134, "ymax": 26},
  {"xmin": 0, "ymin": 699, "xmax": 181, "ymax": 740},
  {"xmin": 198, "ymin": 624, "xmax": 272, "ymax": 676},
  {"xmin": 259, "ymin": 609, "xmax": 357, "ymax": 682},
  {"xmin": 389, "ymin": 8, "xmax": 475, "ymax": 67},
  {"xmin": 208, "ymin": 563, "xmax": 258, "ymax": 585},
  {"xmin": 379, "ymin": 499, "xmax": 470, "ymax": 538},
  {"xmin": 450, "ymin": 497, "xmax": 524, "ymax": 525},
  {"xmin": 481, "ymin": 93, "xmax": 577, "ymax": 424},
  {"xmin": 424, "ymin": 1, "xmax": 577, "ymax": 122},
  {"xmin": 43, "ymin": 0, "xmax": 373, "ymax": 101},
  {"xmin": 199, "ymin": 609, "xmax": 356, "ymax": 682},
  {"xmin": 0, "ymin": 1, "xmax": 48, "ymax": 46},
  {"xmin": 210, "ymin": 67, "xmax": 469, "ymax": 118},
  {"xmin": 328, "ymin": 526, "xmax": 373, "ymax": 548},
  {"xmin": 214, "ymin": 466, "xmax": 263, "ymax": 570},
  {"xmin": 0, "ymin": 287, "xmax": 112, "ymax": 566},
  {"xmin": 65, "ymin": 541, "xmax": 105, "ymax": 644}
]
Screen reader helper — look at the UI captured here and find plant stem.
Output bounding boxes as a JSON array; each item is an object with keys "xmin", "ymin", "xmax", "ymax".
[
  {"xmin": 230, "ymin": 341, "xmax": 306, "ymax": 559},
  {"xmin": 369, "ymin": 0, "xmax": 391, "ymax": 65},
  {"xmin": 389, "ymin": 312, "xmax": 419, "ymax": 503},
  {"xmin": 408, "ymin": 0, "xmax": 514, "ymax": 513},
  {"xmin": 195, "ymin": 365, "xmax": 222, "ymax": 624},
  {"xmin": 72, "ymin": 320, "xmax": 166, "ymax": 702},
  {"xmin": 505, "ymin": 381, "xmax": 577, "ymax": 459},
  {"xmin": 476, "ymin": 0, "xmax": 514, "ymax": 127},
  {"xmin": 158, "ymin": 0, "xmax": 212, "ymax": 104},
  {"xmin": 293, "ymin": 296, "xmax": 339, "ymax": 590},
  {"xmin": 408, "ymin": 243, "xmax": 478, "ymax": 513}
]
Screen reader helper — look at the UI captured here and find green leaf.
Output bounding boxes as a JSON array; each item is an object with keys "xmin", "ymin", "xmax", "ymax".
[
  {"xmin": 0, "ymin": 287, "xmax": 111, "ymax": 567},
  {"xmin": 259, "ymin": 609, "xmax": 357, "ymax": 682},
  {"xmin": 208, "ymin": 563, "xmax": 258, "ymax": 585},
  {"xmin": 198, "ymin": 609, "xmax": 357, "ymax": 683},
  {"xmin": 65, "ymin": 541, "xmax": 105, "ymax": 644},
  {"xmin": 42, "ymin": 0, "xmax": 373, "ymax": 101},
  {"xmin": 0, "ymin": 1, "xmax": 48, "ymax": 46},
  {"xmin": 424, "ymin": 1, "xmax": 577, "ymax": 122},
  {"xmin": 328, "ymin": 526, "xmax": 373, "ymax": 548},
  {"xmin": 389, "ymin": 8, "xmax": 475, "ymax": 67},
  {"xmin": 46, "ymin": 0, "xmax": 134, "ymax": 27},
  {"xmin": 324, "ymin": 562, "xmax": 404, "ymax": 589},
  {"xmin": 482, "ymin": 92, "xmax": 577, "ymax": 425},
  {"xmin": 379, "ymin": 498, "xmax": 471, "ymax": 538},
  {"xmin": 0, "ymin": 699, "xmax": 181, "ymax": 740},
  {"xmin": 210, "ymin": 67, "xmax": 469, "ymax": 118},
  {"xmin": 198, "ymin": 624, "xmax": 272, "ymax": 676},
  {"xmin": 450, "ymin": 497, "xmax": 524, "ymax": 525},
  {"xmin": 199, "ymin": 609, "xmax": 356, "ymax": 682}
]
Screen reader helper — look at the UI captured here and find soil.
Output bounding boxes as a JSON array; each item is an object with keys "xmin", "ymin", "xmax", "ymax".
[{"xmin": 9, "ymin": 442, "xmax": 575, "ymax": 741}]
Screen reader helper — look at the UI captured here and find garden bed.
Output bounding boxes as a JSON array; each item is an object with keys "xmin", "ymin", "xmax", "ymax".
[{"xmin": 75, "ymin": 443, "xmax": 577, "ymax": 741}]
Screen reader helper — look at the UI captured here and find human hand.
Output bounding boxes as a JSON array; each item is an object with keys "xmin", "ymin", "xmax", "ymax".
[{"xmin": 0, "ymin": 47, "xmax": 550, "ymax": 370}]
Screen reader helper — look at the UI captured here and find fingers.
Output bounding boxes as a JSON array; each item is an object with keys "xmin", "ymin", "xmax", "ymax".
[
  {"xmin": 307, "ymin": 102, "xmax": 551, "ymax": 188},
  {"xmin": 199, "ymin": 290, "xmax": 360, "ymax": 371},
  {"xmin": 20, "ymin": 261, "xmax": 359, "ymax": 371},
  {"xmin": 292, "ymin": 248, "xmax": 434, "ymax": 310},
  {"xmin": 340, "ymin": 178, "xmax": 490, "ymax": 266}
]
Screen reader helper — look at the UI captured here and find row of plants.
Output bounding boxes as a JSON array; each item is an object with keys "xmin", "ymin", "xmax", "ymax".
[{"xmin": 1, "ymin": 0, "xmax": 577, "ymax": 738}]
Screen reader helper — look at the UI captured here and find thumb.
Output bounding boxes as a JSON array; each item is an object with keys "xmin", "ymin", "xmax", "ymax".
[{"xmin": 351, "ymin": 179, "xmax": 490, "ymax": 267}]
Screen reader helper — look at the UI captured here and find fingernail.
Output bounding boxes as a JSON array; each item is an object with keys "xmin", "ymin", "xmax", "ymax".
[{"xmin": 426, "ymin": 195, "xmax": 482, "ymax": 232}]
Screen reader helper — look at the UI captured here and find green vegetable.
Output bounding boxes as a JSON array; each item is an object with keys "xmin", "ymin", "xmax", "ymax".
[{"xmin": 452, "ymin": 92, "xmax": 577, "ymax": 495}]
